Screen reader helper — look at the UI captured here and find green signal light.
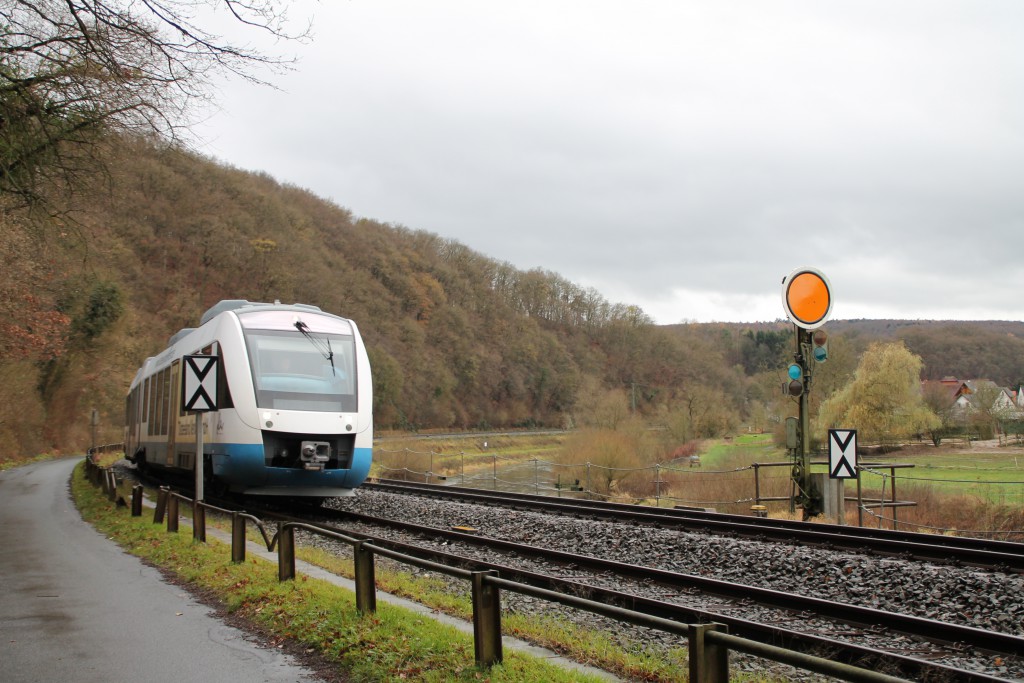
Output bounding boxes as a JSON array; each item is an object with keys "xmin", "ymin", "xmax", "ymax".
[{"xmin": 787, "ymin": 364, "xmax": 802, "ymax": 381}]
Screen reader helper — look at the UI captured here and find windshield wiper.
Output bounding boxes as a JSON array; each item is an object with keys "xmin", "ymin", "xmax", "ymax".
[{"xmin": 293, "ymin": 318, "xmax": 336, "ymax": 376}]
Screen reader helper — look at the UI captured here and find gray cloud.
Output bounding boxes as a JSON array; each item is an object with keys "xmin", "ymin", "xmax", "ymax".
[{"xmin": 194, "ymin": 0, "xmax": 1024, "ymax": 323}]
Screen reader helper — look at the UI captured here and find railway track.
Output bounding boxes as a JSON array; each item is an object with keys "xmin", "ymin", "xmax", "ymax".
[
  {"xmin": 120, "ymin": 463, "xmax": 1024, "ymax": 680},
  {"xmin": 227, "ymin": 496, "xmax": 1024, "ymax": 681},
  {"xmin": 366, "ymin": 478, "xmax": 1024, "ymax": 573}
]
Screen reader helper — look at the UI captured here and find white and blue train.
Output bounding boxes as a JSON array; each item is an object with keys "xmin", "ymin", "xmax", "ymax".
[{"xmin": 124, "ymin": 300, "xmax": 372, "ymax": 498}]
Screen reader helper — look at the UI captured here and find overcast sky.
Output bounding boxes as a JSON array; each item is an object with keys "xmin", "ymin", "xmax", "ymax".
[{"xmin": 192, "ymin": 1, "xmax": 1024, "ymax": 325}]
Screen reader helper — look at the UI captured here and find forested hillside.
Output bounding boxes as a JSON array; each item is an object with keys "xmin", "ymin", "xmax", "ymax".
[
  {"xmin": 2, "ymin": 138, "xmax": 749, "ymax": 456},
  {"xmin": 5, "ymin": 136, "xmax": 1024, "ymax": 459}
]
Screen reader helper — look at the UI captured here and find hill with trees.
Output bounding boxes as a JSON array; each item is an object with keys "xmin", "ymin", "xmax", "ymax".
[{"xmin": 3, "ymin": 136, "xmax": 1023, "ymax": 460}]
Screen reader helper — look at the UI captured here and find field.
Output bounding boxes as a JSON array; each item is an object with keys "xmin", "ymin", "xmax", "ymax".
[
  {"xmin": 867, "ymin": 440, "xmax": 1024, "ymax": 508},
  {"xmin": 372, "ymin": 430, "xmax": 1024, "ymax": 539}
]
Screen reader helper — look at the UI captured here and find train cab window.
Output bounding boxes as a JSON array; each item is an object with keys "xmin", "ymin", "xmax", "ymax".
[{"xmin": 244, "ymin": 329, "xmax": 357, "ymax": 412}]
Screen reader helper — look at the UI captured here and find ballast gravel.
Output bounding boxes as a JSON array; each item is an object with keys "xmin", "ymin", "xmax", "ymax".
[{"xmin": 320, "ymin": 489, "xmax": 1024, "ymax": 681}]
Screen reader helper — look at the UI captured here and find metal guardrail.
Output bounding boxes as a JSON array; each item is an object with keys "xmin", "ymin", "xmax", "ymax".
[{"xmin": 81, "ymin": 455, "xmax": 909, "ymax": 683}]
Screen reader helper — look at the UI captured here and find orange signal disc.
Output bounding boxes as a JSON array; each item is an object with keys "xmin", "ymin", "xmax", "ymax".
[{"xmin": 783, "ymin": 269, "xmax": 831, "ymax": 328}]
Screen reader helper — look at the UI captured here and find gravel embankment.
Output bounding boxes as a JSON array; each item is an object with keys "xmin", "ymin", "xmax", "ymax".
[{"xmin": 319, "ymin": 489, "xmax": 1024, "ymax": 681}]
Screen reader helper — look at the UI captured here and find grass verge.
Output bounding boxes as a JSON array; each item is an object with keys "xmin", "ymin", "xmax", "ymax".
[{"xmin": 71, "ymin": 462, "xmax": 611, "ymax": 683}]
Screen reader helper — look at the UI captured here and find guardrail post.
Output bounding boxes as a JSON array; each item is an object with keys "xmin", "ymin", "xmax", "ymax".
[
  {"xmin": 193, "ymin": 502, "xmax": 206, "ymax": 542},
  {"xmin": 167, "ymin": 495, "xmax": 179, "ymax": 533},
  {"xmin": 753, "ymin": 463, "xmax": 761, "ymax": 505},
  {"xmin": 154, "ymin": 487, "xmax": 168, "ymax": 524},
  {"xmin": 231, "ymin": 512, "xmax": 246, "ymax": 563},
  {"xmin": 278, "ymin": 525, "xmax": 295, "ymax": 581},
  {"xmin": 131, "ymin": 485, "xmax": 143, "ymax": 516},
  {"xmin": 689, "ymin": 623, "xmax": 729, "ymax": 683},
  {"xmin": 471, "ymin": 570, "xmax": 502, "ymax": 667},
  {"xmin": 108, "ymin": 471, "xmax": 119, "ymax": 502},
  {"xmin": 354, "ymin": 540, "xmax": 377, "ymax": 614}
]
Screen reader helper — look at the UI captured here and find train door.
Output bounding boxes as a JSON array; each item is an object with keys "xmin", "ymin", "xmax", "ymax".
[{"xmin": 167, "ymin": 360, "xmax": 181, "ymax": 467}]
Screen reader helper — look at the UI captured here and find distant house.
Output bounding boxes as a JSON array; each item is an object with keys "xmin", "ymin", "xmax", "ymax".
[
  {"xmin": 921, "ymin": 377, "xmax": 972, "ymax": 407},
  {"xmin": 923, "ymin": 377, "xmax": 1023, "ymax": 421}
]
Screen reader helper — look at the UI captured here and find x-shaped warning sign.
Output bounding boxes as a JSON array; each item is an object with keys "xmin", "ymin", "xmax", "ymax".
[
  {"xmin": 182, "ymin": 355, "xmax": 219, "ymax": 412},
  {"xmin": 828, "ymin": 429, "xmax": 857, "ymax": 479}
]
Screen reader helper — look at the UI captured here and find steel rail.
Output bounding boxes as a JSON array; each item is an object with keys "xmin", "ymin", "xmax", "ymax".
[
  {"xmin": 367, "ymin": 479, "xmax": 1024, "ymax": 572},
  {"xmin": 319, "ymin": 505, "xmax": 1024, "ymax": 657},
  {"xmin": 247, "ymin": 502, "xmax": 1011, "ymax": 683}
]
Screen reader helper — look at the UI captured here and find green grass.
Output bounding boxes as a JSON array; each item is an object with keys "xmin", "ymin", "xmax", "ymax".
[
  {"xmin": 696, "ymin": 434, "xmax": 1024, "ymax": 507},
  {"xmin": 699, "ymin": 433, "xmax": 779, "ymax": 469},
  {"xmin": 858, "ymin": 450, "xmax": 1024, "ymax": 507},
  {"xmin": 373, "ymin": 432, "xmax": 566, "ymax": 480}
]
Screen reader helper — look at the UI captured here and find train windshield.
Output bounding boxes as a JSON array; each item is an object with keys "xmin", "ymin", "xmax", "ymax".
[{"xmin": 244, "ymin": 329, "xmax": 357, "ymax": 412}]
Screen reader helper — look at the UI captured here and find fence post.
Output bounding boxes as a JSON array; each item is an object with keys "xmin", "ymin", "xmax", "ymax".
[
  {"xmin": 753, "ymin": 463, "xmax": 761, "ymax": 505},
  {"xmin": 856, "ymin": 468, "xmax": 864, "ymax": 527},
  {"xmin": 231, "ymin": 512, "xmax": 246, "ymax": 563},
  {"xmin": 471, "ymin": 570, "xmax": 502, "ymax": 667},
  {"xmin": 655, "ymin": 464, "xmax": 661, "ymax": 507},
  {"xmin": 890, "ymin": 466, "xmax": 899, "ymax": 531},
  {"xmin": 166, "ymin": 495, "xmax": 179, "ymax": 533},
  {"xmin": 278, "ymin": 525, "xmax": 295, "ymax": 581},
  {"xmin": 354, "ymin": 540, "xmax": 377, "ymax": 614},
  {"xmin": 193, "ymin": 502, "xmax": 206, "ymax": 542},
  {"xmin": 131, "ymin": 485, "xmax": 143, "ymax": 517},
  {"xmin": 154, "ymin": 487, "xmax": 168, "ymax": 524},
  {"xmin": 689, "ymin": 623, "xmax": 729, "ymax": 683}
]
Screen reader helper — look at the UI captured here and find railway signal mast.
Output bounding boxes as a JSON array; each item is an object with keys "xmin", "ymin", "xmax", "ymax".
[{"xmin": 780, "ymin": 268, "xmax": 833, "ymax": 518}]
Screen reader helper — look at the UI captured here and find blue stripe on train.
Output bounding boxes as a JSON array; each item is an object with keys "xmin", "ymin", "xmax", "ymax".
[{"xmin": 212, "ymin": 444, "xmax": 372, "ymax": 489}]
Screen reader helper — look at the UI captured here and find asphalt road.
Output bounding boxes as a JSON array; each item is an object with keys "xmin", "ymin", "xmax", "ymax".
[{"xmin": 0, "ymin": 457, "xmax": 322, "ymax": 683}]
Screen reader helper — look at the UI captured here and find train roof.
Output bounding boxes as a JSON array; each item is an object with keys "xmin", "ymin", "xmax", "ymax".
[
  {"xmin": 199, "ymin": 300, "xmax": 323, "ymax": 325},
  {"xmin": 160, "ymin": 301, "xmax": 331, "ymax": 349}
]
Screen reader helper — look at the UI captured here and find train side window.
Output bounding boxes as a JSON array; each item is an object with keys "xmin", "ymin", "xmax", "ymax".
[
  {"xmin": 144, "ymin": 378, "xmax": 148, "ymax": 417},
  {"xmin": 145, "ymin": 376, "xmax": 154, "ymax": 435},
  {"xmin": 150, "ymin": 374, "xmax": 160, "ymax": 436},
  {"xmin": 154, "ymin": 368, "xmax": 163, "ymax": 436},
  {"xmin": 161, "ymin": 367, "xmax": 171, "ymax": 436},
  {"xmin": 154, "ymin": 370, "xmax": 162, "ymax": 436}
]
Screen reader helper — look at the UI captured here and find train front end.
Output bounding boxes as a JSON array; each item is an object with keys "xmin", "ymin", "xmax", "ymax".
[{"xmin": 219, "ymin": 306, "xmax": 373, "ymax": 497}]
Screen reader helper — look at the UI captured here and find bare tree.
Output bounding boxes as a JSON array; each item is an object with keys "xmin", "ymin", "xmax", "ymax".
[{"xmin": 0, "ymin": 0, "xmax": 307, "ymax": 206}]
